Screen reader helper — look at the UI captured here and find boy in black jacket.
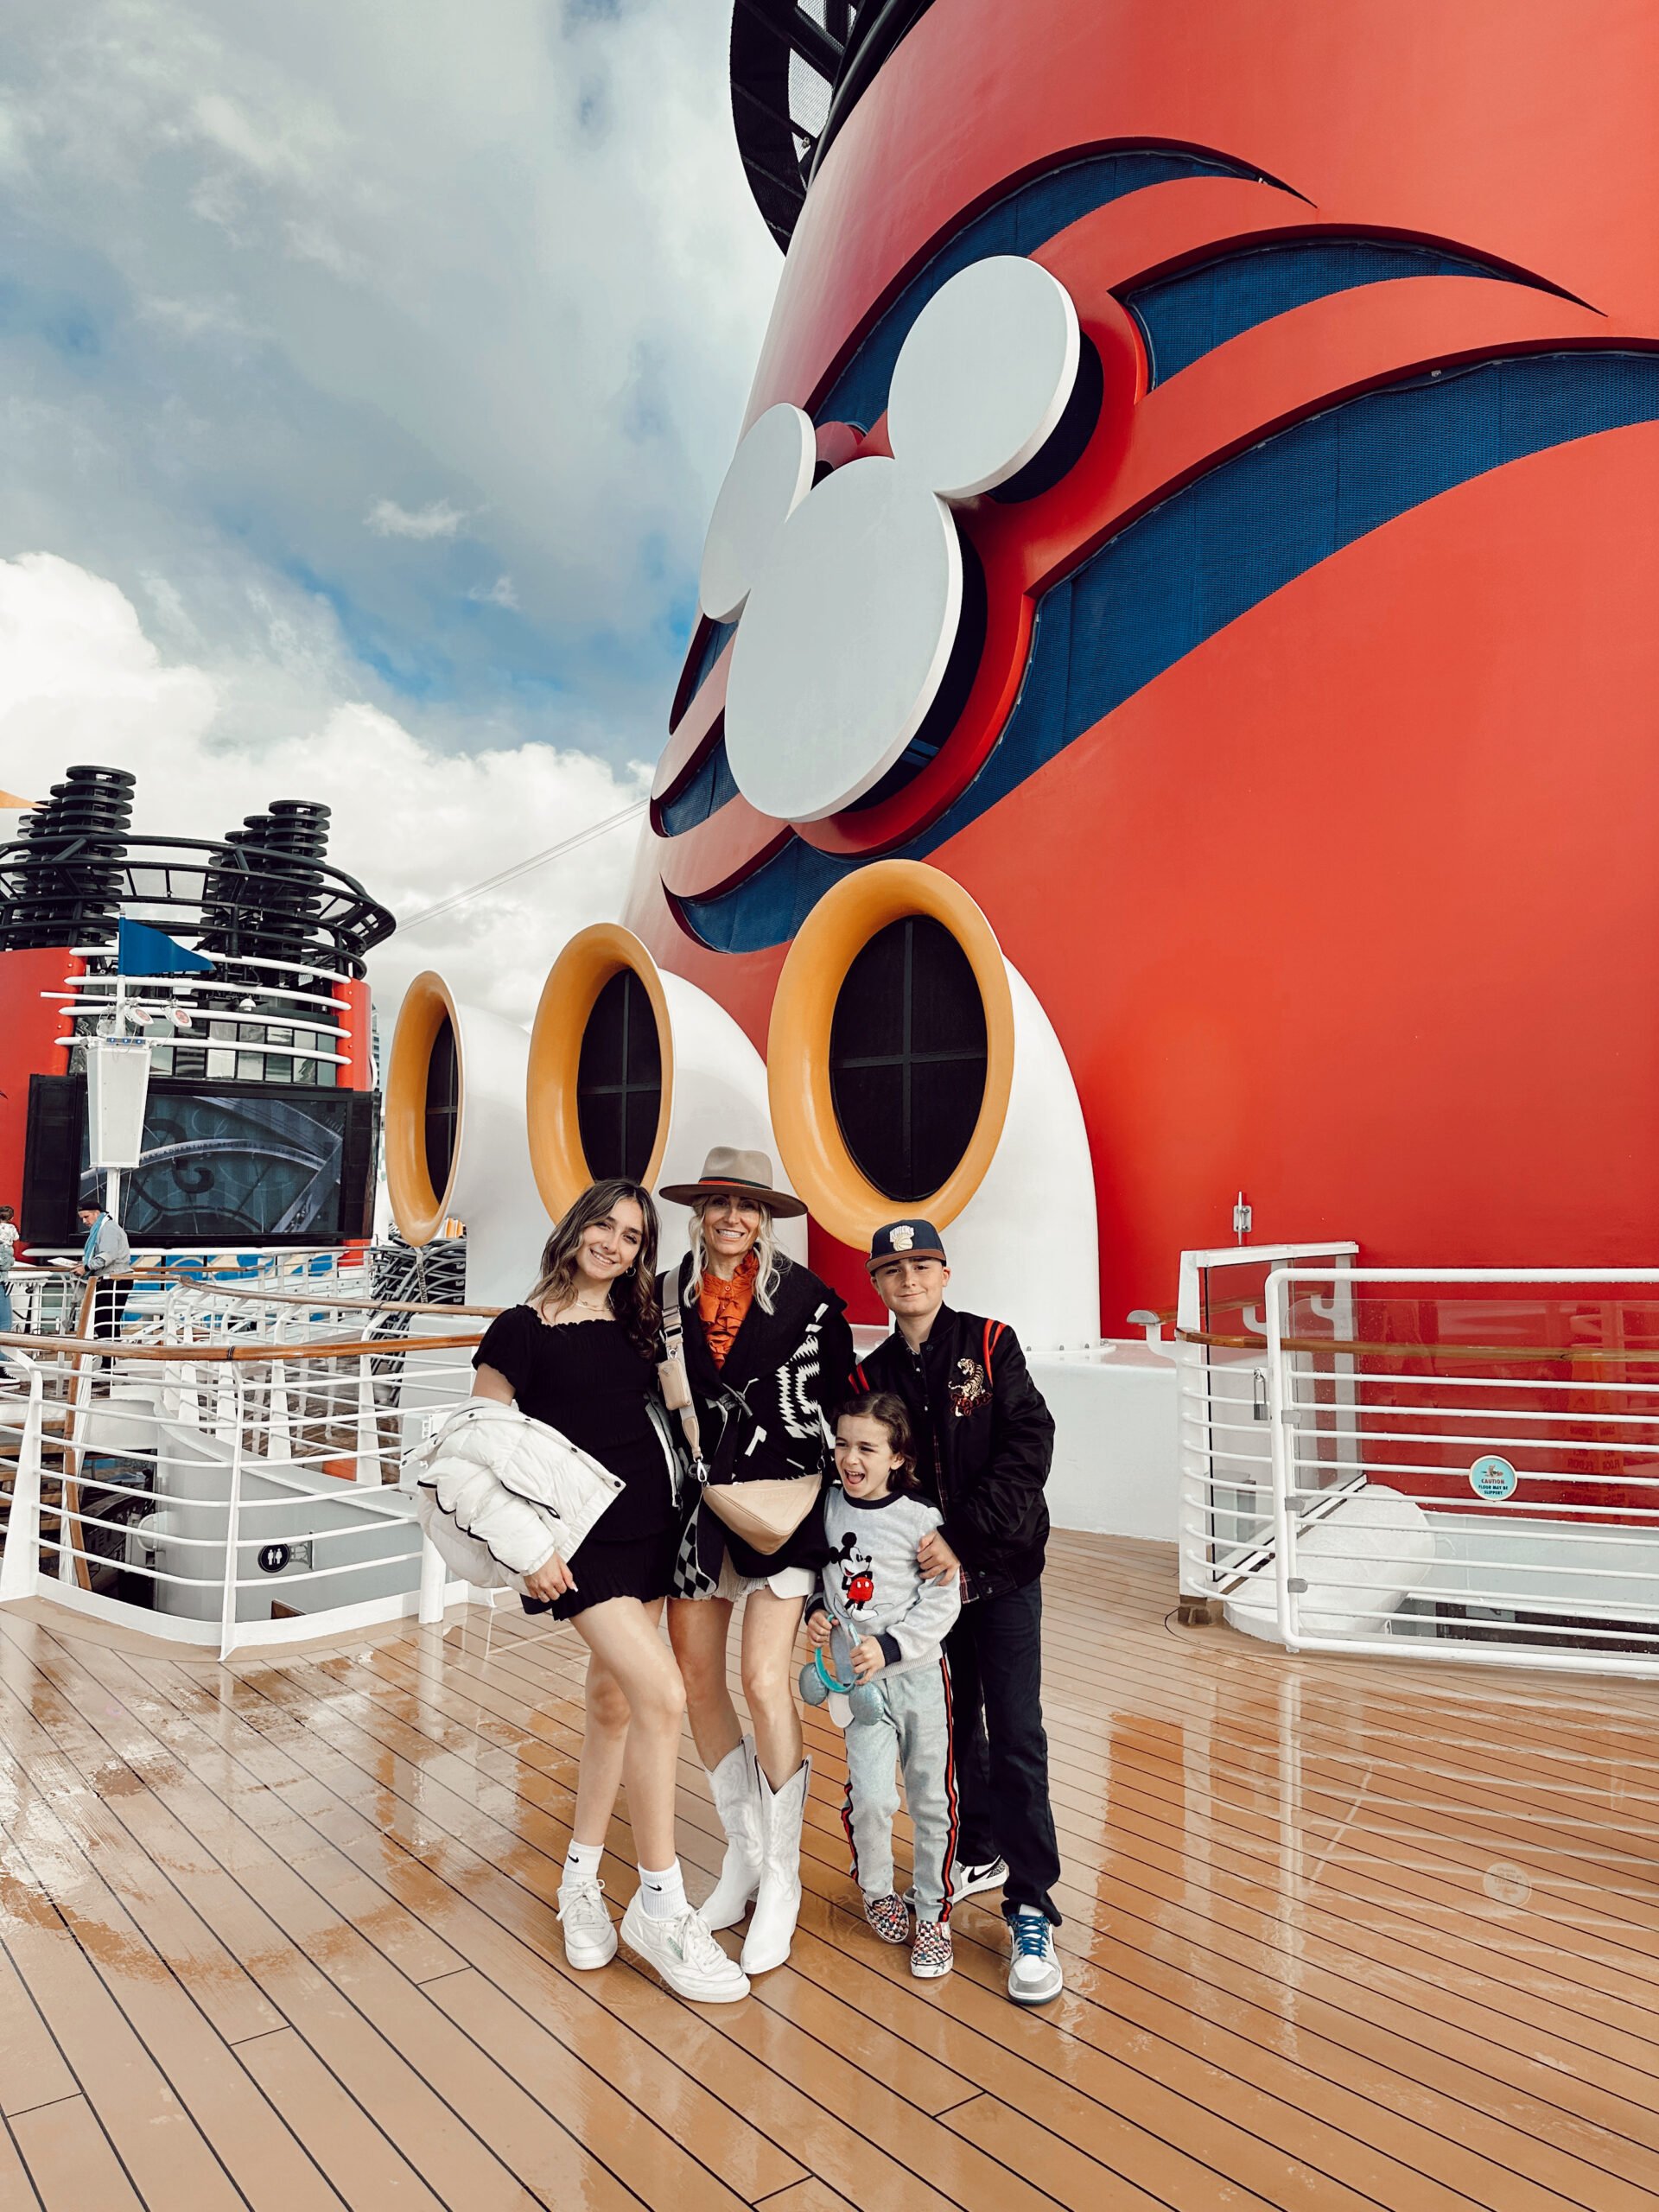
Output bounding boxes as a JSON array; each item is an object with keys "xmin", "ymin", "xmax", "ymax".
[{"xmin": 852, "ymin": 1217, "xmax": 1064, "ymax": 2004}]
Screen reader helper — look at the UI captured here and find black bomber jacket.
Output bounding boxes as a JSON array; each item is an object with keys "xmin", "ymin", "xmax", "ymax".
[{"xmin": 854, "ymin": 1305, "xmax": 1054, "ymax": 1601}]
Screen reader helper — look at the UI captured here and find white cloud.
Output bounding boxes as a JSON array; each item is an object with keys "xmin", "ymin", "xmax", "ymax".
[
  {"xmin": 0, "ymin": 0, "xmax": 780, "ymax": 770},
  {"xmin": 0, "ymin": 550, "xmax": 647, "ymax": 1027},
  {"xmin": 467, "ymin": 572, "xmax": 518, "ymax": 609},
  {"xmin": 365, "ymin": 496, "xmax": 468, "ymax": 541}
]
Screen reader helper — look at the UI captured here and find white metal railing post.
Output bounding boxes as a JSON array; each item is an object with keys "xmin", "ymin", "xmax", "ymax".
[
  {"xmin": 266, "ymin": 1315, "xmax": 294, "ymax": 1463},
  {"xmin": 417, "ymin": 1532, "xmax": 447, "ymax": 1625},
  {"xmin": 355, "ymin": 1351, "xmax": 379, "ymax": 1484},
  {"xmin": 63, "ymin": 1338, "xmax": 96, "ymax": 1586},
  {"xmin": 213, "ymin": 1357, "xmax": 238, "ymax": 1446},
  {"xmin": 1265, "ymin": 1267, "xmax": 1300, "ymax": 1649},
  {"xmin": 0, "ymin": 1363, "xmax": 44, "ymax": 1604},
  {"xmin": 219, "ymin": 1363, "xmax": 246, "ymax": 1661}
]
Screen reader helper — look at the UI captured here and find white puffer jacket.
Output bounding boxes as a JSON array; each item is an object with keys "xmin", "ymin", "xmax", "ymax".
[{"xmin": 408, "ymin": 1399, "xmax": 626, "ymax": 1595}]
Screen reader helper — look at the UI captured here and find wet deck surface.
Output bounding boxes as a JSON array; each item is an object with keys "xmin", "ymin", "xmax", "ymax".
[{"xmin": 2, "ymin": 1532, "xmax": 1658, "ymax": 2209}]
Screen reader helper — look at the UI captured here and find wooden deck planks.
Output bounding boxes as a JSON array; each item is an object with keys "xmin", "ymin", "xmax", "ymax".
[{"xmin": 0, "ymin": 1535, "xmax": 1657, "ymax": 2208}]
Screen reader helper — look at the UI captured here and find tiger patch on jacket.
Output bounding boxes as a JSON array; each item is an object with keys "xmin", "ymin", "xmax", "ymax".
[{"xmin": 949, "ymin": 1359, "xmax": 989, "ymax": 1417}]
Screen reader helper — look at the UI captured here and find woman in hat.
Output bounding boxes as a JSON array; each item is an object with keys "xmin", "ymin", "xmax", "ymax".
[{"xmin": 658, "ymin": 1147, "xmax": 855, "ymax": 1974}]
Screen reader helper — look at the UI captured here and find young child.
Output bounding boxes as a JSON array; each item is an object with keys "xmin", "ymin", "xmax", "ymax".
[{"xmin": 806, "ymin": 1392, "xmax": 963, "ymax": 1979}]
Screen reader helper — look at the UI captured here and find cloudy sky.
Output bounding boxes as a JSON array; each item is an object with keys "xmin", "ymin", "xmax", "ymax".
[{"xmin": 0, "ymin": 0, "xmax": 779, "ymax": 1018}]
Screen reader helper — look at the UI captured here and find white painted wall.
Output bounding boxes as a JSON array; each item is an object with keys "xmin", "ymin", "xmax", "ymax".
[
  {"xmin": 655, "ymin": 971, "xmax": 807, "ymax": 1279},
  {"xmin": 444, "ymin": 1000, "xmax": 543, "ymax": 1308},
  {"xmin": 938, "ymin": 962, "xmax": 1099, "ymax": 1355},
  {"xmin": 1033, "ymin": 1344, "xmax": 1179, "ymax": 1543}
]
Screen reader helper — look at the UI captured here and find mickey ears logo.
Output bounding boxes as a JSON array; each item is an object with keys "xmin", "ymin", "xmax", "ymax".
[{"xmin": 698, "ymin": 256, "xmax": 1091, "ymax": 824}]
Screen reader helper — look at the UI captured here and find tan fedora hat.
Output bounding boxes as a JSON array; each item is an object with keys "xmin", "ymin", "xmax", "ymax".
[{"xmin": 658, "ymin": 1145, "xmax": 807, "ymax": 1219}]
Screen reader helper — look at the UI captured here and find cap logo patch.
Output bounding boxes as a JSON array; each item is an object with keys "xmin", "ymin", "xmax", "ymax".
[{"xmin": 890, "ymin": 1225, "xmax": 915, "ymax": 1251}]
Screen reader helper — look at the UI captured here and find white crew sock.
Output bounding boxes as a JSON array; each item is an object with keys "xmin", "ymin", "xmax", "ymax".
[
  {"xmin": 563, "ymin": 1840, "xmax": 602, "ymax": 1885},
  {"xmin": 637, "ymin": 1860, "xmax": 688, "ymax": 1922}
]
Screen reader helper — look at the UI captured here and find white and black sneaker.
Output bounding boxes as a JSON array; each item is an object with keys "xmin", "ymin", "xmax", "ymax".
[
  {"xmin": 1007, "ymin": 1908, "xmax": 1064, "ymax": 2005},
  {"xmin": 556, "ymin": 1878, "xmax": 616, "ymax": 1971},
  {"xmin": 620, "ymin": 1895, "xmax": 751, "ymax": 2004},
  {"xmin": 950, "ymin": 1855, "xmax": 1008, "ymax": 1903}
]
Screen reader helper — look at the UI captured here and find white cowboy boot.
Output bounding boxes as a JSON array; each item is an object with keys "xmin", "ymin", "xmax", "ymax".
[
  {"xmin": 741, "ymin": 1756, "xmax": 809, "ymax": 1974},
  {"xmin": 698, "ymin": 1737, "xmax": 762, "ymax": 1931}
]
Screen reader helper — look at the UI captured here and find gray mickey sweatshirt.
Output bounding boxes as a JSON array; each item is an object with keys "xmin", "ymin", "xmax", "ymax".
[{"xmin": 817, "ymin": 1485, "xmax": 963, "ymax": 1679}]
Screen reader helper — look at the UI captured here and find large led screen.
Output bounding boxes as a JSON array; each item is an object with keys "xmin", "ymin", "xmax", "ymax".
[{"xmin": 22, "ymin": 1076, "xmax": 378, "ymax": 1245}]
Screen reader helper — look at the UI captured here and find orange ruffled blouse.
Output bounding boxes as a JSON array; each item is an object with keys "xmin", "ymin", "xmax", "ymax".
[{"xmin": 698, "ymin": 1249, "xmax": 758, "ymax": 1370}]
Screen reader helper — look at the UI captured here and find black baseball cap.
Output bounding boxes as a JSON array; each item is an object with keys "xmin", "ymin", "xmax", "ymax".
[{"xmin": 867, "ymin": 1219, "xmax": 948, "ymax": 1275}]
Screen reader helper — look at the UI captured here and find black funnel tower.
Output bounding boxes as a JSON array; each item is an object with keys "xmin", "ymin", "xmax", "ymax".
[
  {"xmin": 200, "ymin": 799, "xmax": 334, "ymax": 973},
  {"xmin": 0, "ymin": 765, "xmax": 136, "ymax": 950}
]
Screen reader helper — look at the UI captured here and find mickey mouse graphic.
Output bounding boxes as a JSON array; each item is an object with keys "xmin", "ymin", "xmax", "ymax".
[{"xmin": 834, "ymin": 1527, "xmax": 875, "ymax": 1614}]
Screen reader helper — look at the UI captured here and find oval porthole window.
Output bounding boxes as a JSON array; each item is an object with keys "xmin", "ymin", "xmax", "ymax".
[
  {"xmin": 423, "ymin": 1010, "xmax": 460, "ymax": 1204},
  {"xmin": 576, "ymin": 968, "xmax": 664, "ymax": 1183},
  {"xmin": 828, "ymin": 914, "xmax": 988, "ymax": 1202}
]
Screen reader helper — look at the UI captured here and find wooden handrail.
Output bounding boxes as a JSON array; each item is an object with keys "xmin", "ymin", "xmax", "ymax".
[
  {"xmin": 0, "ymin": 1328, "xmax": 486, "ymax": 1363},
  {"xmin": 16, "ymin": 1263, "xmax": 503, "ymax": 1322},
  {"xmin": 1173, "ymin": 1326, "xmax": 1659, "ymax": 1363},
  {"xmin": 142, "ymin": 1271, "xmax": 505, "ymax": 1319}
]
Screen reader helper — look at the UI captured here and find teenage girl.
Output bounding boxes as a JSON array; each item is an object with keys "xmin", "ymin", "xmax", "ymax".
[{"xmin": 472, "ymin": 1179, "xmax": 747, "ymax": 2004}]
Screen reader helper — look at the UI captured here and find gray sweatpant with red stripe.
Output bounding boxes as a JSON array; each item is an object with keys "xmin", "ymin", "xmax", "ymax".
[{"xmin": 841, "ymin": 1656, "xmax": 958, "ymax": 1921}]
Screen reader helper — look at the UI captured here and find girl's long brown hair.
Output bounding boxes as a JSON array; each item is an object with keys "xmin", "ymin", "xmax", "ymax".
[{"xmin": 527, "ymin": 1179, "xmax": 661, "ymax": 1357}]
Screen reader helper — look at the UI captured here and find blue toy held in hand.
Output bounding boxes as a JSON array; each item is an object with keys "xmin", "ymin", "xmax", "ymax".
[{"xmin": 799, "ymin": 1623, "xmax": 883, "ymax": 1728}]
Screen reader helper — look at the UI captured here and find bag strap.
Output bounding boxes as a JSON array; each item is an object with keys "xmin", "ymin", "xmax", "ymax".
[
  {"xmin": 983, "ymin": 1319, "xmax": 1007, "ymax": 1378},
  {"xmin": 662, "ymin": 1267, "xmax": 704, "ymax": 1469}
]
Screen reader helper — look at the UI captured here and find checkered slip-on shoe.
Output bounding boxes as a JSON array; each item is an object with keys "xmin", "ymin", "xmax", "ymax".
[
  {"xmin": 911, "ymin": 1920, "xmax": 954, "ymax": 1980},
  {"xmin": 863, "ymin": 1892, "xmax": 910, "ymax": 1944}
]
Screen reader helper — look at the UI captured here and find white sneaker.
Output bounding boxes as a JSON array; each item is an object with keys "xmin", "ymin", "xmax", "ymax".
[
  {"xmin": 950, "ymin": 1855, "xmax": 1008, "ymax": 1902},
  {"xmin": 556, "ymin": 1877, "xmax": 617, "ymax": 1970},
  {"xmin": 1007, "ymin": 1908, "xmax": 1064, "ymax": 2005},
  {"xmin": 620, "ymin": 1896, "xmax": 751, "ymax": 2004}
]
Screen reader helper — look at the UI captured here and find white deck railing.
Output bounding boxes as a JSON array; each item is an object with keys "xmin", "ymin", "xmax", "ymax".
[
  {"xmin": 1236, "ymin": 1267, "xmax": 1659, "ymax": 1677},
  {"xmin": 1175, "ymin": 1242, "xmax": 1358, "ymax": 1606},
  {"xmin": 0, "ymin": 1272, "xmax": 495, "ymax": 1657}
]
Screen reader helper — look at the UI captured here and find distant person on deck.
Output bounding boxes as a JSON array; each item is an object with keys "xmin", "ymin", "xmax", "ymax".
[
  {"xmin": 852, "ymin": 1217, "xmax": 1065, "ymax": 2005},
  {"xmin": 0, "ymin": 1205, "xmax": 18, "ymax": 1337},
  {"xmin": 75, "ymin": 1198, "xmax": 131, "ymax": 1362}
]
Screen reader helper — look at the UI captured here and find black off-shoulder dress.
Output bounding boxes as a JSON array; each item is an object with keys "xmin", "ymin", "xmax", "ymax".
[{"xmin": 473, "ymin": 1306, "xmax": 677, "ymax": 1620}]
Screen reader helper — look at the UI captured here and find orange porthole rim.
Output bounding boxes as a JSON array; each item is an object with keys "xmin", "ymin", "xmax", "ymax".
[
  {"xmin": 385, "ymin": 969, "xmax": 461, "ymax": 1246},
  {"xmin": 527, "ymin": 924, "xmax": 674, "ymax": 1221},
  {"xmin": 766, "ymin": 860, "xmax": 1015, "ymax": 1249}
]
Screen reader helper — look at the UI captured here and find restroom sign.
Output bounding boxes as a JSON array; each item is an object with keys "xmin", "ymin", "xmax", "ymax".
[{"xmin": 1470, "ymin": 1455, "xmax": 1518, "ymax": 1502}]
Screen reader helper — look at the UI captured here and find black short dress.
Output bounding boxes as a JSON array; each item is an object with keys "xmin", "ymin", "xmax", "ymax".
[{"xmin": 473, "ymin": 1306, "xmax": 677, "ymax": 1620}]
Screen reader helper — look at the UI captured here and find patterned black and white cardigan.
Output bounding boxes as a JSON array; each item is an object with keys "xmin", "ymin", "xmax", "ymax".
[{"xmin": 658, "ymin": 1252, "xmax": 855, "ymax": 1596}]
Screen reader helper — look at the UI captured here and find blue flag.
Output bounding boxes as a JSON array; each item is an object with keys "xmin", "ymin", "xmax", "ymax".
[{"xmin": 116, "ymin": 917, "xmax": 214, "ymax": 976}]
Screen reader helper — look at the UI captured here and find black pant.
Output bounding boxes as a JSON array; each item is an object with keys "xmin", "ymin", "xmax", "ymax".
[
  {"xmin": 90, "ymin": 1278, "xmax": 130, "ymax": 1367},
  {"xmin": 945, "ymin": 1576, "xmax": 1062, "ymax": 1924}
]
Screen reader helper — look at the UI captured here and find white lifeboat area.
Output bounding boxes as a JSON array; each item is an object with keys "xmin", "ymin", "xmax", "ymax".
[{"xmin": 0, "ymin": 1256, "xmax": 482, "ymax": 1658}]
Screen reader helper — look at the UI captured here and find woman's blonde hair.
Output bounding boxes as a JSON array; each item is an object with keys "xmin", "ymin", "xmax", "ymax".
[{"xmin": 686, "ymin": 1198, "xmax": 783, "ymax": 1314}]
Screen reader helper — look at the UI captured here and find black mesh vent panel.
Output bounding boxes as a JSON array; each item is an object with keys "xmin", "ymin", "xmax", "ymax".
[{"xmin": 829, "ymin": 916, "xmax": 986, "ymax": 1201}]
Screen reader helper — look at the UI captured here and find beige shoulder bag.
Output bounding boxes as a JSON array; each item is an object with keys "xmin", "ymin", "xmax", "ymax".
[{"xmin": 659, "ymin": 1268, "xmax": 821, "ymax": 1556}]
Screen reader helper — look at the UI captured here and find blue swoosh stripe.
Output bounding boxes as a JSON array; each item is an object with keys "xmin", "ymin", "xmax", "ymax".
[
  {"xmin": 1127, "ymin": 237, "xmax": 1524, "ymax": 388},
  {"xmin": 815, "ymin": 145, "xmax": 1279, "ymax": 430},
  {"xmin": 676, "ymin": 349, "xmax": 1659, "ymax": 954}
]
